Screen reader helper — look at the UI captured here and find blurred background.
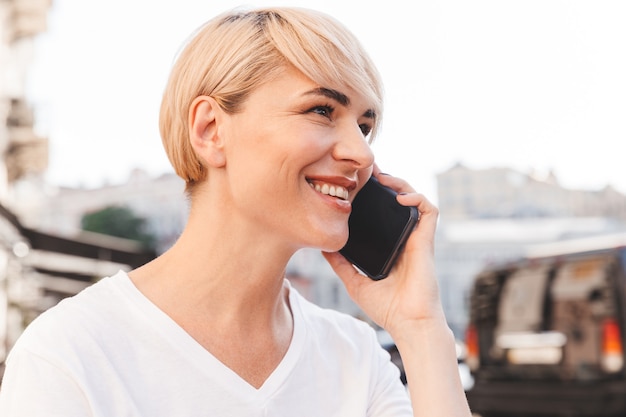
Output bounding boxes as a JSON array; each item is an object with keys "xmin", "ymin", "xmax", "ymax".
[{"xmin": 1, "ymin": 0, "xmax": 626, "ymax": 401}]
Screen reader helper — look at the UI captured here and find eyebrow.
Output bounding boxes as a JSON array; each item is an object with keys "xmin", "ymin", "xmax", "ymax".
[
  {"xmin": 304, "ymin": 87, "xmax": 376, "ymax": 120},
  {"xmin": 307, "ymin": 87, "xmax": 350, "ymax": 106}
]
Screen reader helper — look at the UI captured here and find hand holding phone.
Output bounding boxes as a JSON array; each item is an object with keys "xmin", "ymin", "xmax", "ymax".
[{"xmin": 339, "ymin": 176, "xmax": 419, "ymax": 280}]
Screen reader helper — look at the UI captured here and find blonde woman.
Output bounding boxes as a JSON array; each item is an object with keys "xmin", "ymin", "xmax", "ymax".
[{"xmin": 0, "ymin": 7, "xmax": 471, "ymax": 417}]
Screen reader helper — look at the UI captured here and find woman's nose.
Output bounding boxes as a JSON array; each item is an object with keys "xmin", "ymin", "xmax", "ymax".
[{"xmin": 332, "ymin": 125, "xmax": 375, "ymax": 169}]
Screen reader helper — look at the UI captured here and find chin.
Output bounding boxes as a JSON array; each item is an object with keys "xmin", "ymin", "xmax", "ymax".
[
  {"xmin": 302, "ymin": 220, "xmax": 348, "ymax": 252},
  {"xmin": 318, "ymin": 233, "xmax": 348, "ymax": 253}
]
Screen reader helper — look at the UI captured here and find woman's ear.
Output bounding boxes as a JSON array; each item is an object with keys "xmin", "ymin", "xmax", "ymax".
[{"xmin": 188, "ymin": 95, "xmax": 226, "ymax": 168}]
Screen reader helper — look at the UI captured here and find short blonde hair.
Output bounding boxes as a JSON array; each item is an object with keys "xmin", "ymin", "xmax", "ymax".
[{"xmin": 159, "ymin": 7, "xmax": 384, "ymax": 191}]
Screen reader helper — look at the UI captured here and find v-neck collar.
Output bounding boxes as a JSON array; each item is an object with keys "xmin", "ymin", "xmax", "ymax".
[{"xmin": 115, "ymin": 271, "xmax": 307, "ymax": 402}]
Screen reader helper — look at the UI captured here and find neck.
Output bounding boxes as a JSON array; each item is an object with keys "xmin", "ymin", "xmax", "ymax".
[
  {"xmin": 128, "ymin": 181, "xmax": 300, "ymax": 388},
  {"xmin": 129, "ymin": 200, "xmax": 298, "ymax": 333}
]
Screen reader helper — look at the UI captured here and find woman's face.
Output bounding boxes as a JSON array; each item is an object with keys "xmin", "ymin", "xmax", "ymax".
[{"xmin": 218, "ymin": 66, "xmax": 376, "ymax": 252}]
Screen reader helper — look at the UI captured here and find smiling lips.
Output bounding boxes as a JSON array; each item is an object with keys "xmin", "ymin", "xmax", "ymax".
[{"xmin": 308, "ymin": 181, "xmax": 349, "ymax": 200}]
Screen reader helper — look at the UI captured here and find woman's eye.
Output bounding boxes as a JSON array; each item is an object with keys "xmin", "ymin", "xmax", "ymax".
[
  {"xmin": 310, "ymin": 105, "xmax": 334, "ymax": 119},
  {"xmin": 359, "ymin": 123, "xmax": 372, "ymax": 137}
]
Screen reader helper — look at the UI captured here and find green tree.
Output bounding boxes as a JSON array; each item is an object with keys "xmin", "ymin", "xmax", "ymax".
[{"xmin": 81, "ymin": 205, "xmax": 156, "ymax": 251}]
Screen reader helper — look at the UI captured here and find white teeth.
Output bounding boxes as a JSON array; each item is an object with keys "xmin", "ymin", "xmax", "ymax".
[{"xmin": 310, "ymin": 181, "xmax": 348, "ymax": 200}]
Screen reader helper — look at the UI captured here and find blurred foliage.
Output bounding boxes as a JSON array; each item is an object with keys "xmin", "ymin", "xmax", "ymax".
[{"xmin": 81, "ymin": 205, "xmax": 156, "ymax": 251}]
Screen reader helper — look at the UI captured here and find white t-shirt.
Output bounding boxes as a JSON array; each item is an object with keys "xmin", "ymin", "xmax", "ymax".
[{"xmin": 0, "ymin": 270, "xmax": 411, "ymax": 416}]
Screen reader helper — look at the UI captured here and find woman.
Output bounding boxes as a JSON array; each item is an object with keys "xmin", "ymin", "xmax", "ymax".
[{"xmin": 0, "ymin": 7, "xmax": 471, "ymax": 416}]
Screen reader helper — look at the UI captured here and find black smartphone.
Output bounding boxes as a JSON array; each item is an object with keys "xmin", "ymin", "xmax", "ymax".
[{"xmin": 339, "ymin": 176, "xmax": 419, "ymax": 280}]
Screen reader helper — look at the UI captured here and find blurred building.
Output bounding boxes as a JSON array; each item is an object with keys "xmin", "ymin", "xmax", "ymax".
[
  {"xmin": 35, "ymin": 169, "xmax": 188, "ymax": 254},
  {"xmin": 0, "ymin": 1, "xmax": 155, "ymax": 379},
  {"xmin": 437, "ymin": 163, "xmax": 626, "ymax": 221},
  {"xmin": 1, "ymin": 0, "xmax": 51, "ymax": 210}
]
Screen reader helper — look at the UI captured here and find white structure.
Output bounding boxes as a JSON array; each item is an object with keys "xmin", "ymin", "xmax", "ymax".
[
  {"xmin": 35, "ymin": 170, "xmax": 188, "ymax": 254},
  {"xmin": 0, "ymin": 0, "xmax": 51, "ymax": 213},
  {"xmin": 437, "ymin": 163, "xmax": 626, "ymax": 221}
]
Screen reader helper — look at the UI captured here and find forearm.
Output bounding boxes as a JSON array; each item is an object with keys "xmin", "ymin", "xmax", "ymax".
[{"xmin": 391, "ymin": 319, "xmax": 472, "ymax": 417}]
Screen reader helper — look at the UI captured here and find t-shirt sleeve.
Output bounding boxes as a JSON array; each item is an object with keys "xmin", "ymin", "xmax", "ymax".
[
  {"xmin": 367, "ymin": 331, "xmax": 413, "ymax": 417},
  {"xmin": 0, "ymin": 346, "xmax": 92, "ymax": 417}
]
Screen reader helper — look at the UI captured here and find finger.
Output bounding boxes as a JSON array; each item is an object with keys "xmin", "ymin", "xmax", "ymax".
[
  {"xmin": 374, "ymin": 172, "xmax": 416, "ymax": 195},
  {"xmin": 397, "ymin": 192, "xmax": 437, "ymax": 216},
  {"xmin": 399, "ymin": 193, "xmax": 439, "ymax": 246}
]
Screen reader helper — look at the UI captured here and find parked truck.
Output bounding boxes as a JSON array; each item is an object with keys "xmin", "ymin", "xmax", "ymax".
[{"xmin": 465, "ymin": 234, "xmax": 626, "ymax": 417}]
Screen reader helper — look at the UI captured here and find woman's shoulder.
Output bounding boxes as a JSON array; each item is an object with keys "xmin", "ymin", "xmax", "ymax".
[{"xmin": 10, "ymin": 271, "xmax": 131, "ymax": 357}]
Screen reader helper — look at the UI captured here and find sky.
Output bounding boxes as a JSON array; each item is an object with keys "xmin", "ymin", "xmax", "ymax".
[{"xmin": 28, "ymin": 0, "xmax": 626, "ymax": 201}]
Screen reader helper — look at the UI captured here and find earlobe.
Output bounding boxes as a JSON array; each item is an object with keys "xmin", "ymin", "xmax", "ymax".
[{"xmin": 188, "ymin": 95, "xmax": 226, "ymax": 168}]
